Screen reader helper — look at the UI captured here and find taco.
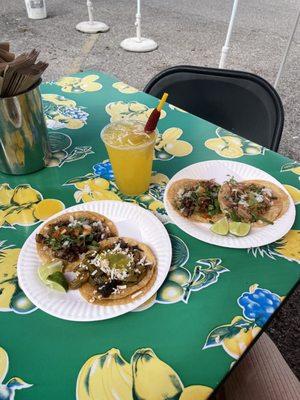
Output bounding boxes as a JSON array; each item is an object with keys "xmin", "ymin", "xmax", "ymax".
[
  {"xmin": 70, "ymin": 237, "xmax": 157, "ymax": 306},
  {"xmin": 36, "ymin": 211, "xmax": 118, "ymax": 271},
  {"xmin": 167, "ymin": 178, "xmax": 222, "ymax": 222},
  {"xmin": 218, "ymin": 178, "xmax": 289, "ymax": 226}
]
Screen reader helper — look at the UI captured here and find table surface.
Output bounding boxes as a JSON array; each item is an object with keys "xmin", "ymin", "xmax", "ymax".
[{"xmin": 1, "ymin": 71, "xmax": 299, "ymax": 400}]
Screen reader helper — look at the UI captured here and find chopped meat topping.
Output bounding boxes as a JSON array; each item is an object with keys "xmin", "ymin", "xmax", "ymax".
[
  {"xmin": 36, "ymin": 217, "xmax": 113, "ymax": 262},
  {"xmin": 222, "ymin": 179, "xmax": 276, "ymax": 223},
  {"xmin": 175, "ymin": 180, "xmax": 221, "ymax": 218}
]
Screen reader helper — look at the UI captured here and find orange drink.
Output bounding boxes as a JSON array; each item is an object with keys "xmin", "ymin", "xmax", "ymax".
[{"xmin": 101, "ymin": 121, "xmax": 156, "ymax": 196}]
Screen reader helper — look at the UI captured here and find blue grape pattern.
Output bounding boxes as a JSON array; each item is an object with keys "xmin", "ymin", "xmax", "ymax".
[
  {"xmin": 58, "ymin": 106, "xmax": 89, "ymax": 122},
  {"xmin": 238, "ymin": 287, "xmax": 281, "ymax": 327},
  {"xmin": 93, "ymin": 161, "xmax": 114, "ymax": 180}
]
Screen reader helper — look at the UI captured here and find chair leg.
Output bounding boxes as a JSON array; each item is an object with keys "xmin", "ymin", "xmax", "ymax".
[{"xmin": 215, "ymin": 333, "xmax": 300, "ymax": 400}]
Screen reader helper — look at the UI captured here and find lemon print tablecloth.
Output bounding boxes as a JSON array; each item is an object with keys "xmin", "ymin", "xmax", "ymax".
[{"xmin": 1, "ymin": 71, "xmax": 299, "ymax": 400}]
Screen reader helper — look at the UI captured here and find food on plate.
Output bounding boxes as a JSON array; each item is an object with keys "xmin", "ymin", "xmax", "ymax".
[
  {"xmin": 167, "ymin": 178, "xmax": 222, "ymax": 222},
  {"xmin": 70, "ymin": 237, "xmax": 157, "ymax": 305},
  {"xmin": 218, "ymin": 178, "xmax": 289, "ymax": 226},
  {"xmin": 35, "ymin": 211, "xmax": 118, "ymax": 271}
]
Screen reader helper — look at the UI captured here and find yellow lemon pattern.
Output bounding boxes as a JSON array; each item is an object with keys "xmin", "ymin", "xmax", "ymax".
[
  {"xmin": 64, "ymin": 162, "xmax": 170, "ymax": 224},
  {"xmin": 76, "ymin": 347, "xmax": 213, "ymax": 400},
  {"xmin": 42, "ymin": 94, "xmax": 89, "ymax": 130},
  {"xmin": 0, "ymin": 242, "xmax": 37, "ymax": 314},
  {"xmin": 69, "ymin": 176, "xmax": 122, "ymax": 203},
  {"xmin": 105, "ymin": 101, "xmax": 166, "ymax": 123},
  {"xmin": 180, "ymin": 385, "xmax": 213, "ymax": 400},
  {"xmin": 249, "ymin": 229, "xmax": 300, "ymax": 264},
  {"xmin": 56, "ymin": 74, "xmax": 102, "ymax": 93},
  {"xmin": 0, "ymin": 183, "xmax": 65, "ymax": 228},
  {"xmin": 283, "ymin": 184, "xmax": 300, "ymax": 205},
  {"xmin": 112, "ymin": 81, "xmax": 139, "ymax": 94},
  {"xmin": 205, "ymin": 127, "xmax": 264, "ymax": 159},
  {"xmin": 155, "ymin": 127, "xmax": 193, "ymax": 160},
  {"xmin": 33, "ymin": 199, "xmax": 65, "ymax": 221},
  {"xmin": 0, "ymin": 346, "xmax": 32, "ymax": 398},
  {"xmin": 222, "ymin": 325, "xmax": 261, "ymax": 359},
  {"xmin": 281, "ymin": 161, "xmax": 300, "ymax": 176}
]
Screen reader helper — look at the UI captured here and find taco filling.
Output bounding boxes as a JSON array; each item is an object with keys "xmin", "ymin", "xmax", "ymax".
[
  {"xmin": 174, "ymin": 179, "xmax": 221, "ymax": 218},
  {"xmin": 70, "ymin": 238, "xmax": 154, "ymax": 301},
  {"xmin": 36, "ymin": 215, "xmax": 114, "ymax": 263},
  {"xmin": 219, "ymin": 179, "xmax": 277, "ymax": 224}
]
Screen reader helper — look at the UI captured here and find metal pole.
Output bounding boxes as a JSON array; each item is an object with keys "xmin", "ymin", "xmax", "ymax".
[
  {"xmin": 274, "ymin": 8, "xmax": 300, "ymax": 88},
  {"xmin": 120, "ymin": 0, "xmax": 157, "ymax": 52},
  {"xmin": 136, "ymin": 0, "xmax": 142, "ymax": 42},
  {"xmin": 87, "ymin": 0, "xmax": 94, "ymax": 23},
  {"xmin": 76, "ymin": 0, "xmax": 109, "ymax": 33},
  {"xmin": 219, "ymin": 0, "xmax": 239, "ymax": 68}
]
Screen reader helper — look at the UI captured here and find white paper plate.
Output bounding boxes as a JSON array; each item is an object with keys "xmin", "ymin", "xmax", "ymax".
[
  {"xmin": 18, "ymin": 201, "xmax": 171, "ymax": 321},
  {"xmin": 164, "ymin": 160, "xmax": 295, "ymax": 249}
]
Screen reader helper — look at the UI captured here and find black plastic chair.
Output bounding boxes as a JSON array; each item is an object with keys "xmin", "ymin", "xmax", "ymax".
[{"xmin": 144, "ymin": 66, "xmax": 284, "ymax": 151}]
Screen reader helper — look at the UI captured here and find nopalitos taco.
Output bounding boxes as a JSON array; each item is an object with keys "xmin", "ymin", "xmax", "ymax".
[{"xmin": 71, "ymin": 237, "xmax": 157, "ymax": 305}]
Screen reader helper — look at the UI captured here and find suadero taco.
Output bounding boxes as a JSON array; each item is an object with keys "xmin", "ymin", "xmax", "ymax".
[
  {"xmin": 167, "ymin": 178, "xmax": 222, "ymax": 222},
  {"xmin": 218, "ymin": 178, "xmax": 289, "ymax": 226}
]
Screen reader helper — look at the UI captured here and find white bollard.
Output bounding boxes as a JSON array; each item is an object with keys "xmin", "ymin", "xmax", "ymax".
[
  {"xmin": 120, "ymin": 0, "xmax": 157, "ymax": 52},
  {"xmin": 76, "ymin": 0, "xmax": 109, "ymax": 34},
  {"xmin": 24, "ymin": 0, "xmax": 47, "ymax": 20}
]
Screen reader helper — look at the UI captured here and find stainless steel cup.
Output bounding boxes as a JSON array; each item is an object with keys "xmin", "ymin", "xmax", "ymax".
[{"xmin": 0, "ymin": 81, "xmax": 51, "ymax": 175}]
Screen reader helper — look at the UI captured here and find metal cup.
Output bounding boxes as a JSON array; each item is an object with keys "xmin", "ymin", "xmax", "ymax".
[{"xmin": 0, "ymin": 81, "xmax": 51, "ymax": 175}]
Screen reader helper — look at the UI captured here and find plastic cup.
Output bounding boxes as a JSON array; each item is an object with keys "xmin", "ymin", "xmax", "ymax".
[{"xmin": 101, "ymin": 121, "xmax": 157, "ymax": 196}]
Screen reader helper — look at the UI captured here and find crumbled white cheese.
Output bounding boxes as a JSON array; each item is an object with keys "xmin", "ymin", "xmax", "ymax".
[
  {"xmin": 238, "ymin": 199, "xmax": 249, "ymax": 207},
  {"xmin": 117, "ymin": 285, "xmax": 127, "ymax": 290},
  {"xmin": 255, "ymin": 194, "xmax": 264, "ymax": 203},
  {"xmin": 92, "ymin": 221, "xmax": 103, "ymax": 228},
  {"xmin": 137, "ymin": 255, "xmax": 146, "ymax": 265},
  {"xmin": 144, "ymin": 261, "xmax": 152, "ymax": 266},
  {"xmin": 261, "ymin": 188, "xmax": 273, "ymax": 197},
  {"xmin": 62, "ymin": 240, "xmax": 70, "ymax": 247}
]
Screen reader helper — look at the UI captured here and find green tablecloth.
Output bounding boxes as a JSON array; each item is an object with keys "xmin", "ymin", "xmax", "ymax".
[{"xmin": 1, "ymin": 71, "xmax": 299, "ymax": 400}]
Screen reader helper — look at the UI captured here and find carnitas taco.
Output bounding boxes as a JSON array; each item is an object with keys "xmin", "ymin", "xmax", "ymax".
[
  {"xmin": 70, "ymin": 237, "xmax": 157, "ymax": 305},
  {"xmin": 218, "ymin": 178, "xmax": 289, "ymax": 226},
  {"xmin": 167, "ymin": 178, "xmax": 222, "ymax": 222},
  {"xmin": 36, "ymin": 211, "xmax": 118, "ymax": 271}
]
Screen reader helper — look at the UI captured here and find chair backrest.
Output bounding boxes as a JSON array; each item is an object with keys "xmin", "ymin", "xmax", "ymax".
[{"xmin": 144, "ymin": 66, "xmax": 284, "ymax": 151}]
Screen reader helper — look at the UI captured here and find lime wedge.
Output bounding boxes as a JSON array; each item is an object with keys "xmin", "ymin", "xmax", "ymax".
[
  {"xmin": 38, "ymin": 260, "xmax": 63, "ymax": 283},
  {"xmin": 47, "ymin": 271, "xmax": 69, "ymax": 292},
  {"xmin": 210, "ymin": 217, "xmax": 229, "ymax": 236},
  {"xmin": 229, "ymin": 222, "xmax": 251, "ymax": 237}
]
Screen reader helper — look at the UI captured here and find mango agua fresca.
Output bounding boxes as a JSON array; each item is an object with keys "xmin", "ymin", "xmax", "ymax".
[{"xmin": 101, "ymin": 121, "xmax": 156, "ymax": 196}]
